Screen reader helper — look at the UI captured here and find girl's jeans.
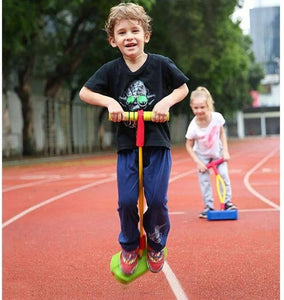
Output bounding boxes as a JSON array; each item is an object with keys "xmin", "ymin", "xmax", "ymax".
[{"xmin": 197, "ymin": 154, "xmax": 232, "ymax": 210}]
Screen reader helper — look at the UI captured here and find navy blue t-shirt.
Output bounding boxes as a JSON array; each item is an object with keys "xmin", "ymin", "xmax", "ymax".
[{"xmin": 84, "ymin": 53, "xmax": 189, "ymax": 151}]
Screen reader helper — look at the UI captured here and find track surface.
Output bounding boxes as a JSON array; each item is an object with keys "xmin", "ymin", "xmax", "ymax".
[{"xmin": 3, "ymin": 137, "xmax": 280, "ymax": 299}]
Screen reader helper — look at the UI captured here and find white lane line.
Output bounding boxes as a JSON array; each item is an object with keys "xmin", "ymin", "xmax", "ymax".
[
  {"xmin": 173, "ymin": 158, "xmax": 191, "ymax": 165},
  {"xmin": 165, "ymin": 150, "xmax": 280, "ymax": 300},
  {"xmin": 170, "ymin": 208, "xmax": 279, "ymax": 215},
  {"xmin": 3, "ymin": 156, "xmax": 189, "ymax": 192},
  {"xmin": 3, "ymin": 167, "xmax": 193, "ymax": 299},
  {"xmin": 165, "ymin": 155, "xmax": 279, "ymax": 299},
  {"xmin": 243, "ymin": 148, "xmax": 280, "ymax": 210},
  {"xmin": 163, "ymin": 262, "xmax": 189, "ymax": 300},
  {"xmin": 161, "ymin": 170, "xmax": 195, "ymax": 300},
  {"xmin": 2, "ymin": 176, "xmax": 116, "ymax": 228},
  {"xmin": 238, "ymin": 208, "xmax": 279, "ymax": 213},
  {"xmin": 170, "ymin": 170, "xmax": 196, "ymax": 183},
  {"xmin": 1, "ymin": 168, "xmax": 194, "ymax": 228},
  {"xmin": 3, "ymin": 178, "xmax": 57, "ymax": 192},
  {"xmin": 3, "ymin": 173, "xmax": 114, "ymax": 192},
  {"xmin": 251, "ymin": 181, "xmax": 278, "ymax": 186},
  {"xmin": 4, "ymin": 156, "xmax": 253, "ymax": 300}
]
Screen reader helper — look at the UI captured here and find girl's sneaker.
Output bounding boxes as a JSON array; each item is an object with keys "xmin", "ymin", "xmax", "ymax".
[
  {"xmin": 199, "ymin": 207, "xmax": 214, "ymax": 219},
  {"xmin": 147, "ymin": 247, "xmax": 165, "ymax": 273},
  {"xmin": 225, "ymin": 202, "xmax": 237, "ymax": 210},
  {"xmin": 119, "ymin": 247, "xmax": 139, "ymax": 275}
]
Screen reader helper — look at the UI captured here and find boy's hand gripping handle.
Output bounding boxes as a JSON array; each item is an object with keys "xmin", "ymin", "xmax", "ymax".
[{"xmin": 109, "ymin": 111, "xmax": 170, "ymax": 122}]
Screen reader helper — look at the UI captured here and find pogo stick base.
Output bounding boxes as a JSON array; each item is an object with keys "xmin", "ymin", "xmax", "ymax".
[
  {"xmin": 207, "ymin": 210, "xmax": 238, "ymax": 221},
  {"xmin": 110, "ymin": 247, "xmax": 167, "ymax": 284}
]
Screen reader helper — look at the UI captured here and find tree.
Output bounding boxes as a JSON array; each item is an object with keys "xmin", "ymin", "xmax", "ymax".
[
  {"xmin": 3, "ymin": 0, "xmax": 155, "ymax": 155},
  {"xmin": 3, "ymin": 1, "xmax": 47, "ymax": 155},
  {"xmin": 3, "ymin": 0, "xmax": 263, "ymax": 156},
  {"xmin": 148, "ymin": 0, "xmax": 264, "ymax": 117}
]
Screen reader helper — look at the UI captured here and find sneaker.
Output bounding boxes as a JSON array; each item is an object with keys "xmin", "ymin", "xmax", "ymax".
[
  {"xmin": 225, "ymin": 202, "xmax": 237, "ymax": 210},
  {"xmin": 147, "ymin": 247, "xmax": 165, "ymax": 273},
  {"xmin": 119, "ymin": 247, "xmax": 139, "ymax": 275},
  {"xmin": 199, "ymin": 207, "xmax": 214, "ymax": 219}
]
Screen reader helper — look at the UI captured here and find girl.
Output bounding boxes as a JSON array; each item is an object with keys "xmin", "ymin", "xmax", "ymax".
[{"xmin": 185, "ymin": 87, "xmax": 237, "ymax": 218}]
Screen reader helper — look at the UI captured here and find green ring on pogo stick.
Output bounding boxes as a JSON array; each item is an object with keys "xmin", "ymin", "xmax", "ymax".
[
  {"xmin": 206, "ymin": 158, "xmax": 238, "ymax": 221},
  {"xmin": 109, "ymin": 110, "xmax": 169, "ymax": 284}
]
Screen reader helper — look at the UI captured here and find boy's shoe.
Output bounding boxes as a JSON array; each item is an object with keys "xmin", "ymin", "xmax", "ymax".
[
  {"xmin": 225, "ymin": 202, "xmax": 237, "ymax": 210},
  {"xmin": 119, "ymin": 247, "xmax": 139, "ymax": 275},
  {"xmin": 199, "ymin": 207, "xmax": 214, "ymax": 219},
  {"xmin": 147, "ymin": 247, "xmax": 165, "ymax": 273}
]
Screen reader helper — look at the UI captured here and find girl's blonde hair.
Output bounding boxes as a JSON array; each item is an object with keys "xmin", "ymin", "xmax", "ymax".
[
  {"xmin": 190, "ymin": 86, "xmax": 215, "ymax": 111},
  {"xmin": 105, "ymin": 3, "xmax": 152, "ymax": 38}
]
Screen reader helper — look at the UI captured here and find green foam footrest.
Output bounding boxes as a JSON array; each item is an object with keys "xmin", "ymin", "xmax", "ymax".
[{"xmin": 110, "ymin": 247, "xmax": 167, "ymax": 284}]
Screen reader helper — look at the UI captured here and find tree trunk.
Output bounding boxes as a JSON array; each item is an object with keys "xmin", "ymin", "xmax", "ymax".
[
  {"xmin": 2, "ymin": 92, "xmax": 12, "ymax": 157},
  {"xmin": 15, "ymin": 83, "xmax": 35, "ymax": 156}
]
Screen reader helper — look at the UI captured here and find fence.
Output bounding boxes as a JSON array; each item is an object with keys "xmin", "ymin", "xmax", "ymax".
[
  {"xmin": 42, "ymin": 99, "xmax": 189, "ymax": 156},
  {"xmin": 43, "ymin": 99, "xmax": 112, "ymax": 156},
  {"xmin": 2, "ymin": 97, "xmax": 114, "ymax": 159},
  {"xmin": 2, "ymin": 95, "xmax": 280, "ymax": 159},
  {"xmin": 237, "ymin": 106, "xmax": 280, "ymax": 138}
]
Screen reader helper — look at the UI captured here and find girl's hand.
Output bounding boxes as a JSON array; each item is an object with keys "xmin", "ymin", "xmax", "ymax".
[
  {"xmin": 197, "ymin": 161, "xmax": 208, "ymax": 173},
  {"xmin": 222, "ymin": 150, "xmax": 230, "ymax": 161}
]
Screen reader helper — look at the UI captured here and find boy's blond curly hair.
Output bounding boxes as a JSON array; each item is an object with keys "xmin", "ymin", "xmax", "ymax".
[{"xmin": 105, "ymin": 2, "xmax": 152, "ymax": 38}]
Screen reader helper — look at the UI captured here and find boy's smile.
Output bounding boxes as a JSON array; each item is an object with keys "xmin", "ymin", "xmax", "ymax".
[
  {"xmin": 125, "ymin": 42, "xmax": 137, "ymax": 48},
  {"xmin": 125, "ymin": 41, "xmax": 138, "ymax": 52}
]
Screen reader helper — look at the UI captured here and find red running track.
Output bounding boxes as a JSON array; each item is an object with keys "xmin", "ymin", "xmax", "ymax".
[{"xmin": 2, "ymin": 136, "xmax": 280, "ymax": 299}]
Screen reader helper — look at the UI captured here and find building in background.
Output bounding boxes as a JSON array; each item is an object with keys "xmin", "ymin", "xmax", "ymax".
[
  {"xmin": 250, "ymin": 6, "xmax": 280, "ymax": 75},
  {"xmin": 249, "ymin": 3, "xmax": 280, "ymax": 107},
  {"xmin": 234, "ymin": 1, "xmax": 280, "ymax": 138}
]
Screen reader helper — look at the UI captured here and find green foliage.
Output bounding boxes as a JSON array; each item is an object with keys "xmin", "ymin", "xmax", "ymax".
[
  {"xmin": 3, "ymin": 0, "xmax": 263, "ymax": 112},
  {"xmin": 248, "ymin": 62, "xmax": 265, "ymax": 90},
  {"xmin": 124, "ymin": 0, "xmax": 156, "ymax": 11},
  {"xmin": 148, "ymin": 0, "xmax": 263, "ymax": 117}
]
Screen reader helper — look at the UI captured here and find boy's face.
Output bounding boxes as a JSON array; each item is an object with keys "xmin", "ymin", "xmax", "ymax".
[{"xmin": 109, "ymin": 19, "xmax": 150, "ymax": 59}]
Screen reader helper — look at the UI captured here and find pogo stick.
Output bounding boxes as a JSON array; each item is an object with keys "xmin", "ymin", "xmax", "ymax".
[
  {"xmin": 109, "ymin": 111, "xmax": 168, "ymax": 284},
  {"xmin": 206, "ymin": 158, "xmax": 238, "ymax": 221}
]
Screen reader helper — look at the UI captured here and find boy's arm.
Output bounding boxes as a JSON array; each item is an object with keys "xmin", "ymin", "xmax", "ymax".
[
  {"xmin": 220, "ymin": 126, "xmax": 230, "ymax": 160},
  {"xmin": 185, "ymin": 138, "xmax": 207, "ymax": 173},
  {"xmin": 152, "ymin": 83, "xmax": 189, "ymax": 122},
  {"xmin": 79, "ymin": 87, "xmax": 125, "ymax": 122}
]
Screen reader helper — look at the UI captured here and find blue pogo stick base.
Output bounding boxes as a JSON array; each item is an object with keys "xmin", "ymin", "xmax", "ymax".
[{"xmin": 207, "ymin": 210, "xmax": 238, "ymax": 220}]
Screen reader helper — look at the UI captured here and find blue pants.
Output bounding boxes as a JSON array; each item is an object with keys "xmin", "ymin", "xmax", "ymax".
[{"xmin": 117, "ymin": 147, "xmax": 171, "ymax": 252}]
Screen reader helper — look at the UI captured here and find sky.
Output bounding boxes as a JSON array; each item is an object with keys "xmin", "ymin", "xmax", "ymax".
[{"xmin": 232, "ymin": 0, "xmax": 281, "ymax": 34}]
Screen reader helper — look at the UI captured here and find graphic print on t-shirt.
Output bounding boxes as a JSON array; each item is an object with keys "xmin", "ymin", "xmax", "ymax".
[
  {"xmin": 119, "ymin": 80, "xmax": 156, "ymax": 127},
  {"xmin": 200, "ymin": 125, "xmax": 219, "ymax": 149}
]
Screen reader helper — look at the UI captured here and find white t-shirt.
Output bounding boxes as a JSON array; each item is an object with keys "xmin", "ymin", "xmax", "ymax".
[{"xmin": 185, "ymin": 112, "xmax": 225, "ymax": 158}]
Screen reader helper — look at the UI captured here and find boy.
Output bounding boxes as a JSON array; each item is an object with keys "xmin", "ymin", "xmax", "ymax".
[{"xmin": 80, "ymin": 3, "xmax": 189, "ymax": 275}]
